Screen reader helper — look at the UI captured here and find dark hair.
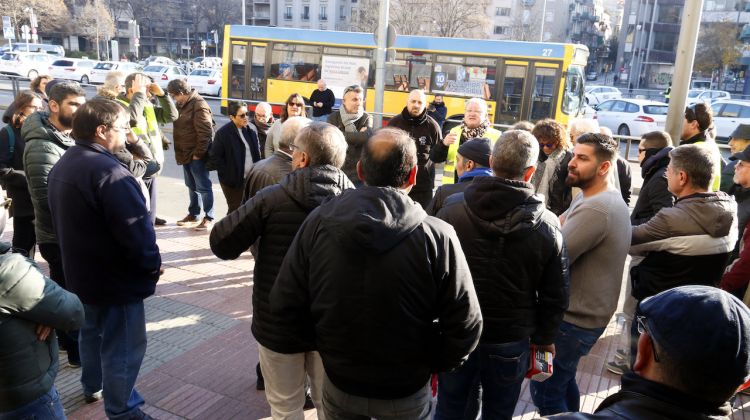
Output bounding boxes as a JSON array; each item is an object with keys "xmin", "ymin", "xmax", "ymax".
[
  {"xmin": 49, "ymin": 81, "xmax": 85, "ymax": 105},
  {"xmin": 360, "ymin": 127, "xmax": 416, "ymax": 188},
  {"xmin": 166, "ymin": 79, "xmax": 191, "ymax": 95},
  {"xmin": 3, "ymin": 90, "xmax": 41, "ymax": 127},
  {"xmin": 576, "ymin": 132, "xmax": 618, "ymax": 163},
  {"xmin": 29, "ymin": 75, "xmax": 51, "ymax": 94},
  {"xmin": 281, "ymin": 93, "xmax": 306, "ymax": 121},
  {"xmin": 685, "ymin": 102, "xmax": 713, "ymax": 132},
  {"xmin": 532, "ymin": 118, "xmax": 572, "ymax": 150},
  {"xmin": 640, "ymin": 131, "xmax": 672, "ymax": 150},
  {"xmin": 71, "ymin": 98, "xmax": 127, "ymax": 142},
  {"xmin": 228, "ymin": 101, "xmax": 247, "ymax": 117}
]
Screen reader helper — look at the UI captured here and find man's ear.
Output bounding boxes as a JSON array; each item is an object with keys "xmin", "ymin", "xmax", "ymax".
[
  {"xmin": 599, "ymin": 159, "xmax": 612, "ymax": 177},
  {"xmin": 406, "ymin": 165, "xmax": 417, "ymax": 188},
  {"xmin": 523, "ymin": 165, "xmax": 536, "ymax": 182},
  {"xmin": 49, "ymin": 100, "xmax": 59, "ymax": 115},
  {"xmin": 632, "ymin": 333, "xmax": 652, "ymax": 374},
  {"xmin": 356, "ymin": 160, "xmax": 365, "ymax": 182}
]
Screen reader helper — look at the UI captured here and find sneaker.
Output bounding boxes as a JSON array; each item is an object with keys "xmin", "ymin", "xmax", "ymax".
[
  {"xmin": 194, "ymin": 218, "xmax": 213, "ymax": 231},
  {"xmin": 68, "ymin": 360, "xmax": 81, "ymax": 368},
  {"xmin": 606, "ymin": 360, "xmax": 631, "ymax": 375},
  {"xmin": 84, "ymin": 390, "xmax": 103, "ymax": 403},
  {"xmin": 614, "ymin": 349, "xmax": 629, "ymax": 361},
  {"xmin": 176, "ymin": 214, "xmax": 199, "ymax": 226},
  {"xmin": 154, "ymin": 217, "xmax": 167, "ymax": 226}
]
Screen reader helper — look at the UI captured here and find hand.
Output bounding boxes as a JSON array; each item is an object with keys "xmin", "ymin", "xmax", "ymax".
[
  {"xmin": 36, "ymin": 325, "xmax": 52, "ymax": 341},
  {"xmin": 535, "ymin": 344, "xmax": 555, "ymax": 356},
  {"xmin": 443, "ymin": 132, "xmax": 457, "ymax": 146},
  {"xmin": 126, "ymin": 130, "xmax": 139, "ymax": 144},
  {"xmin": 148, "ymin": 83, "xmax": 165, "ymax": 97},
  {"xmin": 359, "ymin": 126, "xmax": 368, "ymax": 132},
  {"xmin": 131, "ymin": 73, "xmax": 149, "ymax": 94}
]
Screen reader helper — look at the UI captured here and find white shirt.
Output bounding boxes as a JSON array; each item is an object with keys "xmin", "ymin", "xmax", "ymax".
[{"xmin": 238, "ymin": 127, "xmax": 253, "ymax": 176}]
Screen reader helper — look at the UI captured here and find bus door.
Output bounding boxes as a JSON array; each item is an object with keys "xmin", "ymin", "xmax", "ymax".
[
  {"xmin": 495, "ymin": 61, "xmax": 528, "ymax": 126},
  {"xmin": 229, "ymin": 41, "xmax": 249, "ymax": 100},
  {"xmin": 229, "ymin": 41, "xmax": 268, "ymax": 103},
  {"xmin": 528, "ymin": 63, "xmax": 561, "ymax": 122},
  {"xmin": 248, "ymin": 43, "xmax": 268, "ymax": 102}
]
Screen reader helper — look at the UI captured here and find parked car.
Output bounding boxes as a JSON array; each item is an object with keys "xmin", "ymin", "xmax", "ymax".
[
  {"xmin": 584, "ymin": 85, "xmax": 622, "ymax": 105},
  {"xmin": 686, "ymin": 89, "xmax": 731, "ymax": 105},
  {"xmin": 142, "ymin": 64, "xmax": 187, "ymax": 89},
  {"xmin": 594, "ymin": 98, "xmax": 668, "ymax": 137},
  {"xmin": 710, "ymin": 99, "xmax": 750, "ymax": 143},
  {"xmin": 48, "ymin": 58, "xmax": 98, "ymax": 84},
  {"xmin": 141, "ymin": 56, "xmax": 178, "ymax": 67},
  {"xmin": 89, "ymin": 61, "xmax": 143, "ymax": 84},
  {"xmin": 0, "ymin": 52, "xmax": 55, "ymax": 79},
  {"xmin": 187, "ymin": 68, "xmax": 221, "ymax": 97},
  {"xmin": 586, "ymin": 71, "xmax": 598, "ymax": 81},
  {"xmin": 190, "ymin": 56, "xmax": 222, "ymax": 69},
  {"xmin": 1, "ymin": 43, "xmax": 65, "ymax": 56}
]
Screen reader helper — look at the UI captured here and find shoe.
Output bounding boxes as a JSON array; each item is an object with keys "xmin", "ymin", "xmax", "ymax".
[
  {"xmin": 194, "ymin": 218, "xmax": 213, "ymax": 231},
  {"xmin": 256, "ymin": 376, "xmax": 265, "ymax": 391},
  {"xmin": 614, "ymin": 349, "xmax": 629, "ymax": 361},
  {"xmin": 606, "ymin": 360, "xmax": 631, "ymax": 375},
  {"xmin": 303, "ymin": 393, "xmax": 314, "ymax": 409},
  {"xmin": 68, "ymin": 360, "xmax": 81, "ymax": 368},
  {"xmin": 154, "ymin": 217, "xmax": 167, "ymax": 226},
  {"xmin": 84, "ymin": 390, "xmax": 103, "ymax": 403},
  {"xmin": 176, "ymin": 214, "xmax": 199, "ymax": 226}
]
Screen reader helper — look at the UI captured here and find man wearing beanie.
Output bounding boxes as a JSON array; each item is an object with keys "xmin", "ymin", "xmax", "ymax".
[
  {"xmin": 549, "ymin": 285, "xmax": 750, "ymax": 419},
  {"xmin": 435, "ymin": 130, "xmax": 569, "ymax": 419},
  {"xmin": 426, "ymin": 137, "xmax": 492, "ymax": 216}
]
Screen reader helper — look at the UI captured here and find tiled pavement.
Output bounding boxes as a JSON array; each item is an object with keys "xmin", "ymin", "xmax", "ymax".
[{"xmin": 12, "ymin": 222, "xmax": 750, "ymax": 419}]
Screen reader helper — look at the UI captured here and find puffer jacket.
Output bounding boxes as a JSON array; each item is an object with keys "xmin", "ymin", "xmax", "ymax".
[
  {"xmin": 0, "ymin": 247, "xmax": 84, "ymax": 411},
  {"xmin": 172, "ymin": 90, "xmax": 214, "ymax": 165},
  {"xmin": 210, "ymin": 165, "xmax": 353, "ymax": 353},
  {"xmin": 436, "ymin": 176, "xmax": 569, "ymax": 345},
  {"xmin": 21, "ymin": 112, "xmax": 75, "ymax": 245}
]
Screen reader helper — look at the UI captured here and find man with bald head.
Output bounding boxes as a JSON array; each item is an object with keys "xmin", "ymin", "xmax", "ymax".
[
  {"xmin": 270, "ymin": 127, "xmax": 482, "ymax": 419},
  {"xmin": 387, "ymin": 89, "xmax": 443, "ymax": 207},
  {"xmin": 310, "ymin": 79, "xmax": 335, "ymax": 122}
]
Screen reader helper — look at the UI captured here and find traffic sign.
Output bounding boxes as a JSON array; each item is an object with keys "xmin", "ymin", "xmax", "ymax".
[
  {"xmin": 3, "ymin": 27, "xmax": 14, "ymax": 40},
  {"xmin": 2, "ymin": 16, "xmax": 11, "ymax": 29},
  {"xmin": 21, "ymin": 24, "xmax": 29, "ymax": 40},
  {"xmin": 200, "ymin": 40, "xmax": 207, "ymax": 50}
]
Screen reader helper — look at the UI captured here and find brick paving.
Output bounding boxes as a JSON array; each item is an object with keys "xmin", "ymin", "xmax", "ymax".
[{"xmin": 10, "ymin": 220, "xmax": 749, "ymax": 419}]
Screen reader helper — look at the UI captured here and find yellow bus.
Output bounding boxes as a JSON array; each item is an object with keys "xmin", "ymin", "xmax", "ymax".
[{"xmin": 221, "ymin": 25, "xmax": 588, "ymax": 126}]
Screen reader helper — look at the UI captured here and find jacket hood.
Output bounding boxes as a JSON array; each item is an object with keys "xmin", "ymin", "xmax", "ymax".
[
  {"xmin": 463, "ymin": 176, "xmax": 545, "ymax": 235},
  {"xmin": 20, "ymin": 112, "xmax": 74, "ymax": 149},
  {"xmin": 641, "ymin": 146, "xmax": 672, "ymax": 178},
  {"xmin": 399, "ymin": 107, "xmax": 428, "ymax": 125},
  {"xmin": 318, "ymin": 186, "xmax": 426, "ymax": 254},
  {"xmin": 279, "ymin": 165, "xmax": 354, "ymax": 212},
  {"xmin": 677, "ymin": 192, "xmax": 737, "ymax": 237},
  {"xmin": 178, "ymin": 90, "xmax": 201, "ymax": 109}
]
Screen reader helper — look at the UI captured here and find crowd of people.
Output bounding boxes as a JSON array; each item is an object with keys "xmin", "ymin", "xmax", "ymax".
[{"xmin": 0, "ymin": 71, "xmax": 750, "ymax": 420}]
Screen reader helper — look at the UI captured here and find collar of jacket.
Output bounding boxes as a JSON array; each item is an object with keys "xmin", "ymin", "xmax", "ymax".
[
  {"xmin": 683, "ymin": 131, "xmax": 707, "ymax": 145},
  {"xmin": 399, "ymin": 107, "xmax": 428, "ymax": 124},
  {"xmin": 74, "ymin": 140, "xmax": 122, "ymax": 163},
  {"xmin": 641, "ymin": 146, "xmax": 673, "ymax": 178},
  {"xmin": 459, "ymin": 167, "xmax": 493, "ymax": 182}
]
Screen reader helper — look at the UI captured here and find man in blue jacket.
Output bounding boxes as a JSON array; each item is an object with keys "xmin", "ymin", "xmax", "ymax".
[{"xmin": 48, "ymin": 98, "xmax": 161, "ymax": 420}]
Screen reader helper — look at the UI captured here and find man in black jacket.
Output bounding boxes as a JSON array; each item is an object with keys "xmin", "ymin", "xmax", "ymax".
[
  {"xmin": 387, "ymin": 89, "xmax": 442, "ymax": 207},
  {"xmin": 327, "ymin": 84, "xmax": 373, "ymax": 185},
  {"xmin": 310, "ymin": 79, "xmax": 335, "ymax": 122},
  {"xmin": 210, "ymin": 122, "xmax": 353, "ymax": 419},
  {"xmin": 434, "ymin": 129, "xmax": 569, "ymax": 420},
  {"xmin": 270, "ymin": 127, "xmax": 482, "ymax": 420},
  {"xmin": 428, "ymin": 94, "xmax": 447, "ymax": 131},
  {"xmin": 548, "ymin": 286, "xmax": 750, "ymax": 420}
]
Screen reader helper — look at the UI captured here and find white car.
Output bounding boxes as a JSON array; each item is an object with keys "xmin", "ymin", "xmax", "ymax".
[
  {"xmin": 187, "ymin": 68, "xmax": 222, "ymax": 97},
  {"xmin": 190, "ymin": 56, "xmax": 222, "ymax": 69},
  {"xmin": 0, "ymin": 52, "xmax": 55, "ymax": 79},
  {"xmin": 142, "ymin": 56, "xmax": 178, "ymax": 67},
  {"xmin": 142, "ymin": 65, "xmax": 187, "ymax": 89},
  {"xmin": 594, "ymin": 98, "xmax": 668, "ymax": 137},
  {"xmin": 89, "ymin": 61, "xmax": 143, "ymax": 84},
  {"xmin": 686, "ymin": 89, "xmax": 731, "ymax": 105},
  {"xmin": 47, "ymin": 58, "xmax": 98, "ymax": 84},
  {"xmin": 710, "ymin": 100, "xmax": 750, "ymax": 143},
  {"xmin": 584, "ymin": 85, "xmax": 622, "ymax": 105}
]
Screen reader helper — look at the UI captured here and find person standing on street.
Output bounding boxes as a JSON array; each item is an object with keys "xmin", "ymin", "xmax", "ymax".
[
  {"xmin": 252, "ymin": 102, "xmax": 274, "ymax": 158},
  {"xmin": 427, "ymin": 94, "xmax": 447, "ymax": 131},
  {"xmin": 48, "ymin": 99, "xmax": 161, "ymax": 420},
  {"xmin": 310, "ymin": 79, "xmax": 335, "ymax": 122},
  {"xmin": 167, "ymin": 79, "xmax": 215, "ymax": 230},
  {"xmin": 387, "ymin": 89, "xmax": 442, "ymax": 207},
  {"xmin": 681, "ymin": 103, "xmax": 722, "ymax": 191},
  {"xmin": 327, "ymin": 84, "xmax": 373, "ymax": 185},
  {"xmin": 265, "ymin": 94, "xmax": 308, "ymax": 157}
]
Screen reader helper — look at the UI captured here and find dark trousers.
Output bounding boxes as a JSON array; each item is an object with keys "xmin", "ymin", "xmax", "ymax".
[
  {"xmin": 12, "ymin": 215, "xmax": 36, "ymax": 257},
  {"xmin": 409, "ymin": 189, "xmax": 433, "ymax": 209},
  {"xmin": 220, "ymin": 183, "xmax": 244, "ymax": 214},
  {"xmin": 144, "ymin": 177, "xmax": 157, "ymax": 224},
  {"xmin": 39, "ymin": 242, "xmax": 79, "ymax": 364}
]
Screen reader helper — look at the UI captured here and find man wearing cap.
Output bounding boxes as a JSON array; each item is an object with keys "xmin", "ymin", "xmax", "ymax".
[
  {"xmin": 549, "ymin": 285, "xmax": 750, "ymax": 419},
  {"xmin": 722, "ymin": 125, "xmax": 750, "ymax": 263},
  {"xmin": 434, "ymin": 130, "xmax": 569, "ymax": 419},
  {"xmin": 721, "ymin": 144, "xmax": 750, "ymax": 298},
  {"xmin": 426, "ymin": 137, "xmax": 492, "ymax": 216},
  {"xmin": 681, "ymin": 102, "xmax": 723, "ymax": 191},
  {"xmin": 387, "ymin": 89, "xmax": 442, "ymax": 207}
]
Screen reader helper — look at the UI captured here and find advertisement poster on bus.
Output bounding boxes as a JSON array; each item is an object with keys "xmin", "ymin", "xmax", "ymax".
[{"xmin": 321, "ymin": 55, "xmax": 371, "ymax": 99}]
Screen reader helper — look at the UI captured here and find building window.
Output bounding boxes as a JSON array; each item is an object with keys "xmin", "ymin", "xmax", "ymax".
[
  {"xmin": 495, "ymin": 7, "xmax": 511, "ymax": 16},
  {"xmin": 494, "ymin": 26, "xmax": 508, "ymax": 35},
  {"xmin": 340, "ymin": 5, "xmax": 346, "ymax": 19},
  {"xmin": 351, "ymin": 8, "xmax": 358, "ymax": 22},
  {"xmin": 284, "ymin": 6, "xmax": 292, "ymax": 20},
  {"xmin": 116, "ymin": 21, "xmax": 130, "ymax": 30},
  {"xmin": 320, "ymin": 5, "xmax": 327, "ymax": 20},
  {"xmin": 657, "ymin": 5, "xmax": 682, "ymax": 24},
  {"xmin": 653, "ymin": 31, "xmax": 679, "ymax": 51},
  {"xmin": 302, "ymin": 5, "xmax": 310, "ymax": 20}
]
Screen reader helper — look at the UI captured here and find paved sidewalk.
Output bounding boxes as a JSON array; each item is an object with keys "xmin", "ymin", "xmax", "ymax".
[{"xmin": 14, "ymin": 222, "xmax": 749, "ymax": 419}]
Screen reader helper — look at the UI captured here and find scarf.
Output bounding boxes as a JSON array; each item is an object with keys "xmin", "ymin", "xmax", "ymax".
[
  {"xmin": 533, "ymin": 147, "xmax": 567, "ymax": 200},
  {"xmin": 461, "ymin": 119, "xmax": 490, "ymax": 140},
  {"xmin": 339, "ymin": 106, "xmax": 364, "ymax": 133},
  {"xmin": 254, "ymin": 116, "xmax": 273, "ymax": 135}
]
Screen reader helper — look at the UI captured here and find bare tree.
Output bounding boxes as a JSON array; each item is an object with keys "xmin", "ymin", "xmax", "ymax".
[
  {"xmin": 0, "ymin": 0, "xmax": 72, "ymax": 40},
  {"xmin": 507, "ymin": 8, "xmax": 542, "ymax": 41},
  {"xmin": 695, "ymin": 21, "xmax": 742, "ymax": 87},
  {"xmin": 430, "ymin": 0, "xmax": 490, "ymax": 38},
  {"xmin": 350, "ymin": 0, "xmax": 379, "ymax": 33},
  {"xmin": 75, "ymin": 0, "xmax": 115, "ymax": 59},
  {"xmin": 390, "ymin": 0, "xmax": 430, "ymax": 36}
]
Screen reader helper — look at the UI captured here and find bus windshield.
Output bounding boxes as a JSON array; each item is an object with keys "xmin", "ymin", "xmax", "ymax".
[{"xmin": 563, "ymin": 66, "xmax": 585, "ymax": 115}]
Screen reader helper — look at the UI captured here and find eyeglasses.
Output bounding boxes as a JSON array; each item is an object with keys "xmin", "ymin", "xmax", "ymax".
[
  {"xmin": 343, "ymin": 84, "xmax": 361, "ymax": 95},
  {"xmin": 289, "ymin": 143, "xmax": 300, "ymax": 151},
  {"xmin": 236, "ymin": 113, "xmax": 248, "ymax": 118},
  {"xmin": 540, "ymin": 142, "xmax": 555, "ymax": 149},
  {"xmin": 108, "ymin": 125, "xmax": 131, "ymax": 132},
  {"xmin": 288, "ymin": 102, "xmax": 304, "ymax": 107},
  {"xmin": 636, "ymin": 316, "xmax": 661, "ymax": 362}
]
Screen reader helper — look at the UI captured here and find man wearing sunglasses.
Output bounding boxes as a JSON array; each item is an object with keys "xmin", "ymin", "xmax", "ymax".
[
  {"xmin": 681, "ymin": 102, "xmax": 723, "ymax": 191},
  {"xmin": 327, "ymin": 84, "xmax": 373, "ymax": 185}
]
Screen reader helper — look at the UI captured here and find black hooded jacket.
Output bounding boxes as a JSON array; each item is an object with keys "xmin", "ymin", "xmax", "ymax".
[
  {"xmin": 387, "ymin": 107, "xmax": 442, "ymax": 194},
  {"xmin": 437, "ymin": 177, "xmax": 569, "ymax": 345},
  {"xmin": 269, "ymin": 186, "xmax": 482, "ymax": 399},
  {"xmin": 209, "ymin": 165, "xmax": 354, "ymax": 353},
  {"xmin": 631, "ymin": 147, "xmax": 674, "ymax": 226}
]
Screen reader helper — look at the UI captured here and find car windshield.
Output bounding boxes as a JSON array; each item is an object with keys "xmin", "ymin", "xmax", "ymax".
[
  {"xmin": 1, "ymin": 53, "xmax": 17, "ymax": 60},
  {"xmin": 687, "ymin": 90, "xmax": 702, "ymax": 98},
  {"xmin": 644, "ymin": 105, "xmax": 668, "ymax": 115},
  {"xmin": 190, "ymin": 69, "xmax": 212, "ymax": 76},
  {"xmin": 94, "ymin": 62, "xmax": 114, "ymax": 70},
  {"xmin": 144, "ymin": 65, "xmax": 166, "ymax": 72},
  {"xmin": 52, "ymin": 60, "xmax": 75, "ymax": 66}
]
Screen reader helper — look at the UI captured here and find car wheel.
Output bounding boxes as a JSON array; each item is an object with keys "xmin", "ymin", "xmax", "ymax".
[
  {"xmin": 81, "ymin": 75, "xmax": 89, "ymax": 84},
  {"xmin": 585, "ymin": 97, "xmax": 590, "ymax": 105},
  {"xmin": 617, "ymin": 125, "xmax": 630, "ymax": 137},
  {"xmin": 27, "ymin": 70, "xmax": 38, "ymax": 80}
]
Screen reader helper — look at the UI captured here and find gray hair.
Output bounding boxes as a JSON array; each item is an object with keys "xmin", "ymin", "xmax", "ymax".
[
  {"xmin": 569, "ymin": 118, "xmax": 600, "ymax": 139},
  {"xmin": 294, "ymin": 122, "xmax": 348, "ymax": 168},
  {"xmin": 103, "ymin": 71, "xmax": 126, "ymax": 92},
  {"xmin": 491, "ymin": 130, "xmax": 539, "ymax": 180},
  {"xmin": 277, "ymin": 116, "xmax": 311, "ymax": 151},
  {"xmin": 465, "ymin": 97, "xmax": 488, "ymax": 115},
  {"xmin": 255, "ymin": 102, "xmax": 272, "ymax": 115},
  {"xmin": 669, "ymin": 144, "xmax": 717, "ymax": 191}
]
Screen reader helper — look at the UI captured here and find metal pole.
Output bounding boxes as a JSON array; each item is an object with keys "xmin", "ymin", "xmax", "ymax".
[
  {"xmin": 643, "ymin": 0, "xmax": 658, "ymax": 85},
  {"xmin": 187, "ymin": 28, "xmax": 190, "ymax": 61},
  {"xmin": 242, "ymin": 0, "xmax": 246, "ymax": 25},
  {"xmin": 665, "ymin": 0, "xmax": 705, "ymax": 145},
  {"xmin": 539, "ymin": 0, "xmax": 548, "ymax": 42},
  {"xmin": 373, "ymin": 0, "xmax": 389, "ymax": 127}
]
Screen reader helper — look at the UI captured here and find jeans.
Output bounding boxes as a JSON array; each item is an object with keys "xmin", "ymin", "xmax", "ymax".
[
  {"xmin": 182, "ymin": 159, "xmax": 214, "ymax": 220},
  {"xmin": 12, "ymin": 215, "xmax": 36, "ymax": 258},
  {"xmin": 79, "ymin": 302, "xmax": 149, "ymax": 420},
  {"xmin": 435, "ymin": 339, "xmax": 530, "ymax": 420},
  {"xmin": 0, "ymin": 386, "xmax": 65, "ymax": 420},
  {"xmin": 311, "ymin": 114, "xmax": 330, "ymax": 122},
  {"xmin": 38, "ymin": 243, "xmax": 79, "ymax": 365},
  {"xmin": 530, "ymin": 321, "xmax": 605, "ymax": 416},
  {"xmin": 323, "ymin": 376, "xmax": 431, "ymax": 420}
]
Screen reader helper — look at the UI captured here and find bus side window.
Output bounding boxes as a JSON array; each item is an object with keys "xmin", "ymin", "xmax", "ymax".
[{"xmin": 270, "ymin": 43, "xmax": 321, "ymax": 82}]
